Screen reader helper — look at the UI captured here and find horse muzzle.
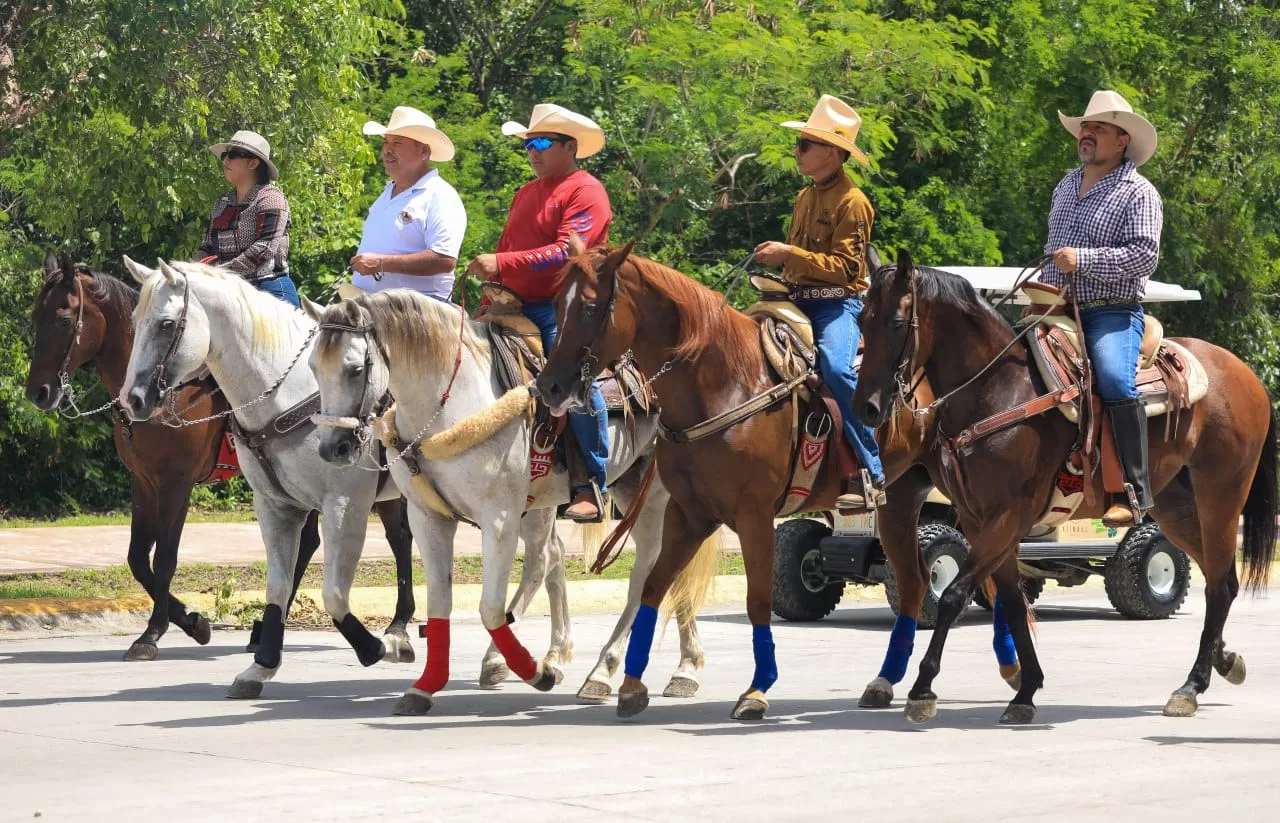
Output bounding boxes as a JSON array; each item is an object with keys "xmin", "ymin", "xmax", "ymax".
[
  {"xmin": 124, "ymin": 383, "xmax": 160, "ymax": 422},
  {"xmin": 25, "ymin": 382, "xmax": 60, "ymax": 412},
  {"xmin": 316, "ymin": 427, "xmax": 364, "ymax": 466}
]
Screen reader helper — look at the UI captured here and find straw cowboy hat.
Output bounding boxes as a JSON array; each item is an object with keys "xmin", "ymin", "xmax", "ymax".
[
  {"xmin": 207, "ymin": 130, "xmax": 279, "ymax": 181},
  {"xmin": 781, "ymin": 94, "xmax": 870, "ymax": 167},
  {"xmin": 1058, "ymin": 90, "xmax": 1158, "ymax": 167},
  {"xmin": 363, "ymin": 106, "xmax": 456, "ymax": 162},
  {"xmin": 501, "ymin": 103, "xmax": 605, "ymax": 159}
]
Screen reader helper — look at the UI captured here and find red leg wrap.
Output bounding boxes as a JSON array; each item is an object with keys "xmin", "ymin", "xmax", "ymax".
[
  {"xmin": 412, "ymin": 618, "xmax": 450, "ymax": 694},
  {"xmin": 487, "ymin": 624, "xmax": 538, "ymax": 681}
]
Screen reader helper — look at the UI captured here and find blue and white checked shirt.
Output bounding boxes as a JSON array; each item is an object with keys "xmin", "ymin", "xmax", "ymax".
[{"xmin": 1038, "ymin": 159, "xmax": 1164, "ymax": 304}]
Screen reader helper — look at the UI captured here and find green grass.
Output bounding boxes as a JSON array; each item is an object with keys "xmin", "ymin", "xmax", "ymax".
[
  {"xmin": 0, "ymin": 509, "xmax": 259, "ymax": 528},
  {"xmin": 0, "ymin": 552, "xmax": 747, "ymax": 600}
]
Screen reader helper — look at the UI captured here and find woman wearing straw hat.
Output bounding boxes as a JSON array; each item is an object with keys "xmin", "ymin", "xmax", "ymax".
[{"xmin": 197, "ymin": 129, "xmax": 298, "ymax": 307}]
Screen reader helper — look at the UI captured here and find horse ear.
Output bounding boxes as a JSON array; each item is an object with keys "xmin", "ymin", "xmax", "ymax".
[
  {"xmin": 567, "ymin": 232, "xmax": 587, "ymax": 257},
  {"xmin": 157, "ymin": 259, "xmax": 180, "ymax": 285},
  {"xmin": 895, "ymin": 249, "xmax": 915, "ymax": 284},
  {"xmin": 122, "ymin": 255, "xmax": 157, "ymax": 285},
  {"xmin": 43, "ymin": 251, "xmax": 60, "ymax": 278},
  {"xmin": 59, "ymin": 253, "xmax": 79, "ymax": 282},
  {"xmin": 597, "ymin": 241, "xmax": 634, "ymax": 300},
  {"xmin": 298, "ymin": 294, "xmax": 324, "ymax": 322}
]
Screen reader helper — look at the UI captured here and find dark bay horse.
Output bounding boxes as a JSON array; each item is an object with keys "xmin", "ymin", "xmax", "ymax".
[
  {"xmin": 853, "ymin": 252, "xmax": 1277, "ymax": 724},
  {"xmin": 25, "ymin": 252, "xmax": 418, "ymax": 660},
  {"xmin": 534, "ymin": 240, "xmax": 1011, "ymax": 719}
]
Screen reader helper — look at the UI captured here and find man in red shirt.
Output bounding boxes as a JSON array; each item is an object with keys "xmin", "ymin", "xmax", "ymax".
[{"xmin": 468, "ymin": 104, "xmax": 613, "ymax": 521}]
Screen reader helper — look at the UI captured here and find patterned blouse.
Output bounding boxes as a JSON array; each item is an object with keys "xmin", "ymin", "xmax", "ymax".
[{"xmin": 198, "ymin": 183, "xmax": 291, "ymax": 282}]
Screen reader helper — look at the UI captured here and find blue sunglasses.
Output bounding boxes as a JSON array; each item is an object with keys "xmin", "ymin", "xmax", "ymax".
[{"xmin": 523, "ymin": 136, "xmax": 568, "ymax": 152}]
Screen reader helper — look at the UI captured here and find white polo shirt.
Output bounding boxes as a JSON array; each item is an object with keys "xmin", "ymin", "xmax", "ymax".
[{"xmin": 354, "ymin": 169, "xmax": 467, "ymax": 300}]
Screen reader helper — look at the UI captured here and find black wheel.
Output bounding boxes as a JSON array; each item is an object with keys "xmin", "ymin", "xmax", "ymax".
[
  {"xmin": 772, "ymin": 519, "xmax": 845, "ymax": 621},
  {"xmin": 884, "ymin": 525, "xmax": 971, "ymax": 628},
  {"xmin": 1104, "ymin": 523, "xmax": 1191, "ymax": 619},
  {"xmin": 973, "ymin": 575, "xmax": 1045, "ymax": 611}
]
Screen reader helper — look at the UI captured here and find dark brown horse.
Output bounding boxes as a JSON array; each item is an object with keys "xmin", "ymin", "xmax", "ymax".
[
  {"xmin": 535, "ymin": 240, "xmax": 993, "ymax": 719},
  {"xmin": 853, "ymin": 252, "xmax": 1277, "ymax": 724},
  {"xmin": 25, "ymin": 252, "xmax": 418, "ymax": 660}
]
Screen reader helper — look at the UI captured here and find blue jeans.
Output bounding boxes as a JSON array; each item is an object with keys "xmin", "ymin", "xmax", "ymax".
[
  {"xmin": 1079, "ymin": 304, "xmax": 1144, "ymax": 401},
  {"xmin": 524, "ymin": 300, "xmax": 609, "ymax": 491},
  {"xmin": 794, "ymin": 297, "xmax": 884, "ymax": 485},
  {"xmin": 256, "ymin": 275, "xmax": 300, "ymax": 308}
]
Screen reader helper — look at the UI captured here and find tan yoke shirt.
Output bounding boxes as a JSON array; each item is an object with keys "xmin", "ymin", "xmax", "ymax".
[{"xmin": 782, "ymin": 169, "xmax": 874, "ymax": 292}]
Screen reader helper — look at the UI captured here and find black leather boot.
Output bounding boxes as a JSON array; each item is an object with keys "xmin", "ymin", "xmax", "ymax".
[{"xmin": 1103, "ymin": 398, "xmax": 1153, "ymax": 526}]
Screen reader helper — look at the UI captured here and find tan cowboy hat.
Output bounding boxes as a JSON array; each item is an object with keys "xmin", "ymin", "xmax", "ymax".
[
  {"xmin": 781, "ymin": 94, "xmax": 870, "ymax": 167},
  {"xmin": 363, "ymin": 106, "xmax": 456, "ymax": 162},
  {"xmin": 501, "ymin": 103, "xmax": 605, "ymax": 159},
  {"xmin": 1058, "ymin": 90, "xmax": 1158, "ymax": 167},
  {"xmin": 208, "ymin": 130, "xmax": 279, "ymax": 180}
]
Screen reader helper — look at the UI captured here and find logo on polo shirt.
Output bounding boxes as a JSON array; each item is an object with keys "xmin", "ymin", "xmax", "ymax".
[{"xmin": 397, "ymin": 209, "xmax": 413, "ymax": 226}]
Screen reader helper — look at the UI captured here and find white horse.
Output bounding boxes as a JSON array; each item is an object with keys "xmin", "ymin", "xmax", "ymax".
[
  {"xmin": 306, "ymin": 289, "xmax": 718, "ymax": 714},
  {"xmin": 116, "ymin": 259, "xmax": 563, "ymax": 698}
]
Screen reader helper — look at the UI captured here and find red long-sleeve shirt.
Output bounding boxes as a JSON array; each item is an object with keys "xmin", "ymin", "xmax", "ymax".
[{"xmin": 495, "ymin": 169, "xmax": 612, "ymax": 303}]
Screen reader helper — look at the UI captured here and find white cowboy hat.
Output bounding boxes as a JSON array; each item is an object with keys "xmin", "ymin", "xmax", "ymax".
[
  {"xmin": 781, "ymin": 94, "xmax": 870, "ymax": 167},
  {"xmin": 208, "ymin": 130, "xmax": 279, "ymax": 180},
  {"xmin": 1058, "ymin": 90, "xmax": 1158, "ymax": 167},
  {"xmin": 363, "ymin": 106, "xmax": 456, "ymax": 162},
  {"xmin": 501, "ymin": 103, "xmax": 605, "ymax": 159}
]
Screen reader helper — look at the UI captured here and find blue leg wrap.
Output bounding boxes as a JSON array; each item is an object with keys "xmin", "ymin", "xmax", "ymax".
[
  {"xmin": 624, "ymin": 604, "xmax": 658, "ymax": 679},
  {"xmin": 992, "ymin": 595, "xmax": 1018, "ymax": 667},
  {"xmin": 750, "ymin": 624, "xmax": 779, "ymax": 693},
  {"xmin": 876, "ymin": 615, "xmax": 917, "ymax": 683}
]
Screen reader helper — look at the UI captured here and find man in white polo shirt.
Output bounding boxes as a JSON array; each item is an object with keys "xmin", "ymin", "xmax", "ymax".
[{"xmin": 350, "ymin": 106, "xmax": 466, "ymax": 300}]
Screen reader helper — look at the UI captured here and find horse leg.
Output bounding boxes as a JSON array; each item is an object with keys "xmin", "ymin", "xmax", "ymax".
[
  {"xmin": 727, "ymin": 508, "xmax": 783, "ymax": 720},
  {"xmin": 373, "ymin": 497, "xmax": 417, "ymax": 663},
  {"xmin": 860, "ymin": 471, "xmax": 929, "ymax": 707},
  {"xmin": 479, "ymin": 510, "xmax": 552, "ymax": 688},
  {"xmin": 318, "ymin": 500, "xmax": 386, "ymax": 669},
  {"xmin": 248, "ymin": 510, "xmax": 319, "ymax": 653},
  {"xmin": 149, "ymin": 478, "xmax": 209, "ymax": 645},
  {"xmin": 393, "ymin": 506, "xmax": 457, "ymax": 716},
  {"xmin": 992, "ymin": 558, "xmax": 1044, "ymax": 724},
  {"xmin": 228, "ymin": 503, "xmax": 307, "ymax": 699},
  {"xmin": 540, "ymin": 515, "xmax": 573, "ymax": 672},
  {"xmin": 618, "ymin": 502, "xmax": 718, "ymax": 719},
  {"xmin": 665, "ymin": 587, "xmax": 706, "ymax": 699},
  {"xmin": 478, "ymin": 513, "xmax": 559, "ymax": 692},
  {"xmin": 123, "ymin": 478, "xmax": 164, "ymax": 660}
]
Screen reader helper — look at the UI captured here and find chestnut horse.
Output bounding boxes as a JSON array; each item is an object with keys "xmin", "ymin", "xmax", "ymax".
[
  {"xmin": 25, "ymin": 252, "xmax": 418, "ymax": 661},
  {"xmin": 535, "ymin": 241, "xmax": 1013, "ymax": 720},
  {"xmin": 853, "ymin": 252, "xmax": 1277, "ymax": 724}
]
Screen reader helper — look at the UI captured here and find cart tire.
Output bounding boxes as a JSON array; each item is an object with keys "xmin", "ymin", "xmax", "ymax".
[
  {"xmin": 1104, "ymin": 523, "xmax": 1191, "ymax": 619},
  {"xmin": 772, "ymin": 519, "xmax": 845, "ymax": 622},
  {"xmin": 885, "ymin": 525, "xmax": 971, "ymax": 628}
]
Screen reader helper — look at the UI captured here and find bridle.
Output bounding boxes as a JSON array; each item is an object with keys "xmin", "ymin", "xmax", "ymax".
[
  {"xmin": 147, "ymin": 273, "xmax": 192, "ymax": 402},
  {"xmin": 49, "ymin": 267, "xmax": 87, "ymax": 409}
]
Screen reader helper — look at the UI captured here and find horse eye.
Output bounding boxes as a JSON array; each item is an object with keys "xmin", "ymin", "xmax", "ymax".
[
  {"xmin": 891, "ymin": 316, "xmax": 906, "ymax": 330},
  {"xmin": 56, "ymin": 316, "xmax": 73, "ymax": 329},
  {"xmin": 347, "ymin": 364, "xmax": 365, "ymax": 376},
  {"xmin": 161, "ymin": 318, "xmax": 176, "ymax": 331},
  {"xmin": 581, "ymin": 303, "xmax": 599, "ymax": 319}
]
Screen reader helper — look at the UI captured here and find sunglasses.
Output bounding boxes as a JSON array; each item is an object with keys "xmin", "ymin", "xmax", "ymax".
[
  {"xmin": 523, "ymin": 136, "xmax": 569, "ymax": 152},
  {"xmin": 220, "ymin": 149, "xmax": 256, "ymax": 161},
  {"xmin": 795, "ymin": 137, "xmax": 824, "ymax": 153}
]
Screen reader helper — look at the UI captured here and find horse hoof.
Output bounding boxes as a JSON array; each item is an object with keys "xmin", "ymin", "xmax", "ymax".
[
  {"xmin": 663, "ymin": 676, "xmax": 700, "ymax": 698},
  {"xmin": 731, "ymin": 690, "xmax": 769, "ymax": 721},
  {"xmin": 1001, "ymin": 664, "xmax": 1022, "ymax": 692},
  {"xmin": 617, "ymin": 689, "xmax": 650, "ymax": 719},
  {"xmin": 858, "ymin": 677, "xmax": 894, "ymax": 709},
  {"xmin": 904, "ymin": 697, "xmax": 937, "ymax": 725},
  {"xmin": 1163, "ymin": 691, "xmax": 1199, "ymax": 717},
  {"xmin": 479, "ymin": 662, "xmax": 510, "ymax": 688},
  {"xmin": 382, "ymin": 632, "xmax": 415, "ymax": 664},
  {"xmin": 187, "ymin": 615, "xmax": 212, "ymax": 646},
  {"xmin": 1223, "ymin": 654, "xmax": 1247, "ymax": 686},
  {"xmin": 226, "ymin": 678, "xmax": 264, "ymax": 700},
  {"xmin": 528, "ymin": 665, "xmax": 560, "ymax": 693},
  {"xmin": 392, "ymin": 689, "xmax": 434, "ymax": 716},
  {"xmin": 577, "ymin": 678, "xmax": 612, "ymax": 703},
  {"xmin": 123, "ymin": 642, "xmax": 158, "ymax": 662},
  {"xmin": 999, "ymin": 703, "xmax": 1037, "ymax": 725}
]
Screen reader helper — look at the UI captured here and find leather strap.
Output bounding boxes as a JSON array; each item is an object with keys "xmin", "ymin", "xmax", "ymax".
[
  {"xmin": 658, "ymin": 371, "xmax": 810, "ymax": 444},
  {"xmin": 790, "ymin": 284, "xmax": 855, "ymax": 301},
  {"xmin": 229, "ymin": 393, "xmax": 323, "ymax": 499},
  {"xmin": 942, "ymin": 385, "xmax": 1081, "ymax": 452}
]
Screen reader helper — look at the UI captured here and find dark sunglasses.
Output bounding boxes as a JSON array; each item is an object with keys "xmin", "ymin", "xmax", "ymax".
[
  {"xmin": 795, "ymin": 137, "xmax": 823, "ymax": 153},
  {"xmin": 523, "ymin": 136, "xmax": 569, "ymax": 152},
  {"xmin": 220, "ymin": 149, "xmax": 256, "ymax": 161}
]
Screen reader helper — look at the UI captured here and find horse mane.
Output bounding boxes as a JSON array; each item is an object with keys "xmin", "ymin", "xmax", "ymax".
[
  {"xmin": 617, "ymin": 253, "xmax": 759, "ymax": 385},
  {"xmin": 34, "ymin": 266, "xmax": 138, "ymax": 321},
  {"xmin": 871, "ymin": 263, "xmax": 1010, "ymax": 338},
  {"xmin": 317, "ymin": 290, "xmax": 489, "ymax": 376},
  {"xmin": 136, "ymin": 261, "xmax": 297, "ymax": 353}
]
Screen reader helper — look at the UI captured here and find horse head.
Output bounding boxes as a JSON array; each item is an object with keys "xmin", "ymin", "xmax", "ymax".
[
  {"xmin": 26, "ymin": 251, "xmax": 104, "ymax": 411},
  {"xmin": 309, "ymin": 297, "xmax": 389, "ymax": 466},
  {"xmin": 854, "ymin": 249, "xmax": 923, "ymax": 428},
  {"xmin": 536, "ymin": 233, "xmax": 636, "ymax": 414},
  {"xmin": 119, "ymin": 257, "xmax": 211, "ymax": 421}
]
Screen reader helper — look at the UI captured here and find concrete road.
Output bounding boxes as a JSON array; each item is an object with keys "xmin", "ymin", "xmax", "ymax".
[{"xmin": 1, "ymin": 586, "xmax": 1278, "ymax": 822}]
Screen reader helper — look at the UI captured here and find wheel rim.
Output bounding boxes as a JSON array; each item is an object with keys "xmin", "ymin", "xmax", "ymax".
[
  {"xmin": 929, "ymin": 553, "xmax": 960, "ymax": 600},
  {"xmin": 1146, "ymin": 548, "xmax": 1177, "ymax": 600},
  {"xmin": 800, "ymin": 548, "xmax": 828, "ymax": 593}
]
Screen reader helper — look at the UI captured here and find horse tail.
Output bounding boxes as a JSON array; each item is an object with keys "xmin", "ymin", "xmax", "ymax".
[
  {"xmin": 1240, "ymin": 404, "xmax": 1278, "ymax": 592},
  {"xmin": 578, "ymin": 507, "xmax": 615, "ymax": 565},
  {"xmin": 660, "ymin": 528, "xmax": 723, "ymax": 650}
]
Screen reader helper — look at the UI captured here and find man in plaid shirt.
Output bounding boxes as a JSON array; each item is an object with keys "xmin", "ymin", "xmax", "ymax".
[{"xmin": 1038, "ymin": 90, "xmax": 1163, "ymax": 527}]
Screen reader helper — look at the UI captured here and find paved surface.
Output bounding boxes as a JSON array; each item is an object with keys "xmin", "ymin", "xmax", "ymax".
[
  {"xmin": 2, "ymin": 586, "xmax": 1278, "ymax": 822},
  {"xmin": 0, "ymin": 521, "xmax": 745, "ymax": 574}
]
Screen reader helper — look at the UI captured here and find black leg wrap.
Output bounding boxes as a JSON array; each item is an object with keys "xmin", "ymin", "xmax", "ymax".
[
  {"xmin": 253, "ymin": 605, "xmax": 285, "ymax": 670},
  {"xmin": 335, "ymin": 613, "xmax": 386, "ymax": 667},
  {"xmin": 249, "ymin": 619, "xmax": 263, "ymax": 646}
]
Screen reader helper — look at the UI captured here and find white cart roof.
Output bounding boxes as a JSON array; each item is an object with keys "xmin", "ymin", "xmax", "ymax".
[{"xmin": 936, "ymin": 266, "xmax": 1201, "ymax": 303}]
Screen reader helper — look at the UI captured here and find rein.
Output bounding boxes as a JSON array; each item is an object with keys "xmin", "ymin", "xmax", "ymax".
[{"xmin": 47, "ymin": 268, "xmax": 122, "ymax": 420}]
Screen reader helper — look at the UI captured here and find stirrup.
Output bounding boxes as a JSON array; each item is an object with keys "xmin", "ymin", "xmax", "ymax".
[
  {"xmin": 565, "ymin": 480, "xmax": 605, "ymax": 523},
  {"xmin": 836, "ymin": 469, "xmax": 884, "ymax": 513}
]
